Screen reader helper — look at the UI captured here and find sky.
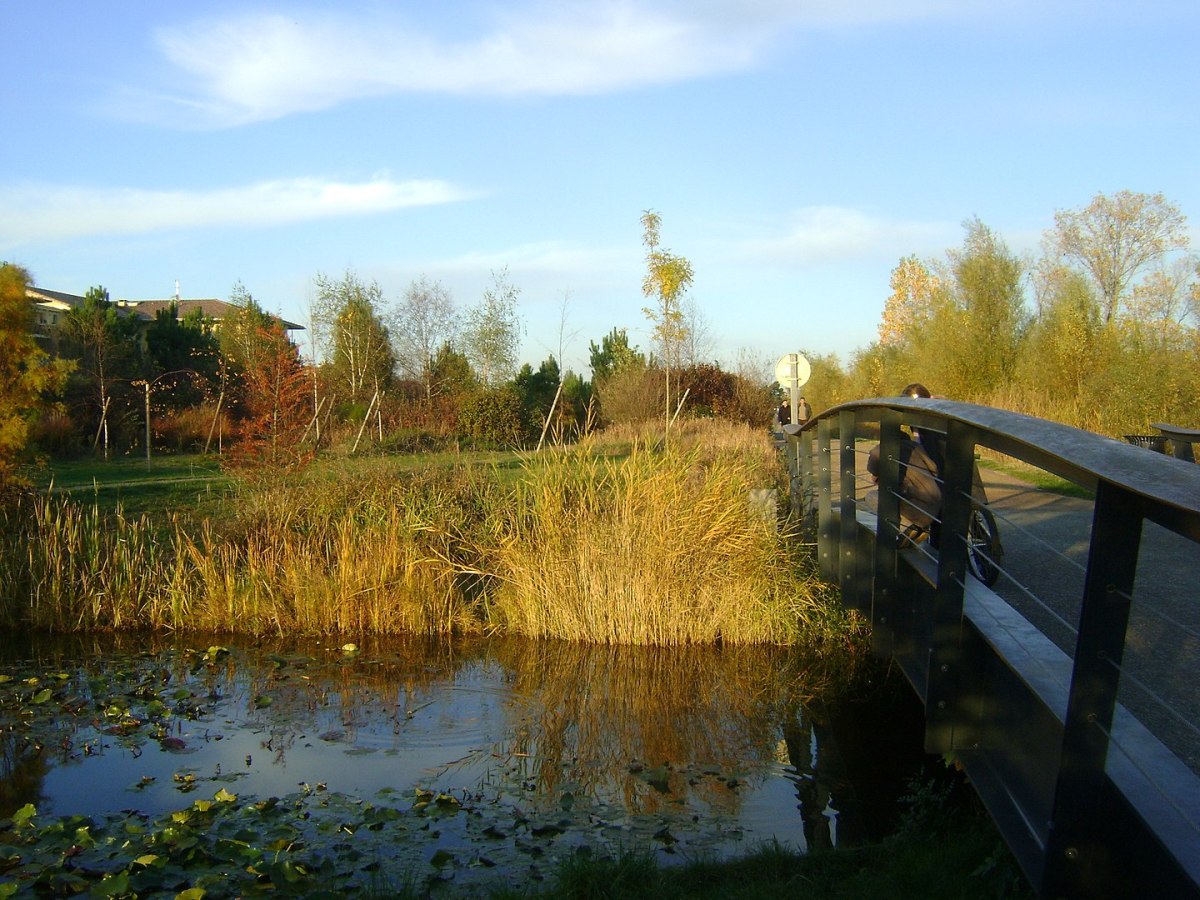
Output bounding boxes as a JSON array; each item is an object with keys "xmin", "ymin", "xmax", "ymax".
[{"xmin": 3, "ymin": 1, "xmax": 1198, "ymax": 378}]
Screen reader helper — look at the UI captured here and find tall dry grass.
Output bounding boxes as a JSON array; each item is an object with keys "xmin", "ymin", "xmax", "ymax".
[
  {"xmin": 481, "ymin": 426, "xmax": 843, "ymax": 646},
  {"xmin": 3, "ymin": 421, "xmax": 858, "ymax": 648},
  {"xmin": 2, "ymin": 467, "xmax": 493, "ymax": 636}
]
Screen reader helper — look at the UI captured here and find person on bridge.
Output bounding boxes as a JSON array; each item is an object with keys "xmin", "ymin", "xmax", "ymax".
[
  {"xmin": 797, "ymin": 396, "xmax": 812, "ymax": 423},
  {"xmin": 776, "ymin": 399, "xmax": 791, "ymax": 428},
  {"xmin": 901, "ymin": 382, "xmax": 945, "ymax": 474}
]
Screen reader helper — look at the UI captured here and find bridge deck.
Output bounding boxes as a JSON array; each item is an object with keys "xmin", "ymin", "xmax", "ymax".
[{"xmin": 790, "ymin": 399, "xmax": 1200, "ymax": 898}]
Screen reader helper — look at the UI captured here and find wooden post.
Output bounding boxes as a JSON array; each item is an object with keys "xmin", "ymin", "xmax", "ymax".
[
  {"xmin": 203, "ymin": 390, "xmax": 225, "ymax": 455},
  {"xmin": 536, "ymin": 381, "xmax": 565, "ymax": 452},
  {"xmin": 351, "ymin": 390, "xmax": 379, "ymax": 454}
]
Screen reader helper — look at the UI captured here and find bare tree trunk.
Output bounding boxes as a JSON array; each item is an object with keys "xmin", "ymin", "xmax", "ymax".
[
  {"xmin": 668, "ymin": 387, "xmax": 690, "ymax": 431},
  {"xmin": 203, "ymin": 390, "xmax": 225, "ymax": 455},
  {"xmin": 536, "ymin": 381, "xmax": 564, "ymax": 452},
  {"xmin": 351, "ymin": 390, "xmax": 379, "ymax": 454}
]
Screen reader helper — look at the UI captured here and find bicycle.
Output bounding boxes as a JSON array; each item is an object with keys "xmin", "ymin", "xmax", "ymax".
[{"xmin": 895, "ymin": 502, "xmax": 1002, "ymax": 587}]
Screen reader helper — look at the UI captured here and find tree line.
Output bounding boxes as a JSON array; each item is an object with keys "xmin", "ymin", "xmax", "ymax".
[
  {"xmin": 799, "ymin": 190, "xmax": 1199, "ymax": 439},
  {"xmin": 0, "ymin": 211, "xmax": 778, "ymax": 482}
]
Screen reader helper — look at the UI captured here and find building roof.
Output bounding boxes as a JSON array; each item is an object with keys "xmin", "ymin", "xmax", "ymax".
[
  {"xmin": 123, "ymin": 298, "xmax": 304, "ymax": 331},
  {"xmin": 27, "ymin": 287, "xmax": 304, "ymax": 332},
  {"xmin": 27, "ymin": 287, "xmax": 86, "ymax": 308}
]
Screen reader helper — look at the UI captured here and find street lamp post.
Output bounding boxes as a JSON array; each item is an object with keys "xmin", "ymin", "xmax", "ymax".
[{"xmin": 133, "ymin": 370, "xmax": 195, "ymax": 463}]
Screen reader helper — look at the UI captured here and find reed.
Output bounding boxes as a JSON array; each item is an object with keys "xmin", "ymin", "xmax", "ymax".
[
  {"xmin": 4, "ymin": 423, "xmax": 858, "ymax": 648},
  {"xmin": 2, "ymin": 496, "xmax": 174, "ymax": 631},
  {"xmin": 167, "ymin": 466, "xmax": 492, "ymax": 635},
  {"xmin": 482, "ymin": 432, "xmax": 840, "ymax": 646}
]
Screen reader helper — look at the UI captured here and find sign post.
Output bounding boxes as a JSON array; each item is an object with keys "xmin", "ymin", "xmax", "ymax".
[{"xmin": 774, "ymin": 352, "xmax": 811, "ymax": 425}]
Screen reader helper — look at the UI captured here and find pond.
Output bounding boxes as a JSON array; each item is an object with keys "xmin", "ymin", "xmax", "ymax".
[{"xmin": 0, "ymin": 633, "xmax": 912, "ymax": 894}]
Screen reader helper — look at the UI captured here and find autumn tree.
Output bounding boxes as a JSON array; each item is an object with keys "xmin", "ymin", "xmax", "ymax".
[
  {"xmin": 214, "ymin": 282, "xmax": 279, "ymax": 427},
  {"xmin": 390, "ymin": 275, "xmax": 458, "ymax": 403},
  {"xmin": 1017, "ymin": 268, "xmax": 1104, "ymax": 420},
  {"xmin": 220, "ymin": 282, "xmax": 277, "ymax": 372},
  {"xmin": 0, "ymin": 263, "xmax": 73, "ymax": 486},
  {"xmin": 640, "ymin": 210, "xmax": 694, "ymax": 425},
  {"xmin": 463, "ymin": 268, "xmax": 522, "ymax": 387},
  {"xmin": 312, "ymin": 270, "xmax": 395, "ymax": 407},
  {"xmin": 935, "ymin": 218, "xmax": 1028, "ymax": 399},
  {"xmin": 232, "ymin": 319, "xmax": 311, "ymax": 469},
  {"xmin": 1048, "ymin": 190, "xmax": 1189, "ymax": 324},
  {"xmin": 878, "ymin": 255, "xmax": 943, "ymax": 348}
]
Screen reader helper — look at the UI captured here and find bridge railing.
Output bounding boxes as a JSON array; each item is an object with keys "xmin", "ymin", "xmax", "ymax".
[{"xmin": 784, "ymin": 397, "xmax": 1200, "ymax": 898}]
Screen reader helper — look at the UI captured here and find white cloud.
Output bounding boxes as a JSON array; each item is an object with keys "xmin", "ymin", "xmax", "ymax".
[
  {"xmin": 114, "ymin": 1, "xmax": 975, "ymax": 127},
  {"xmin": 735, "ymin": 206, "xmax": 952, "ymax": 266},
  {"xmin": 0, "ymin": 176, "xmax": 474, "ymax": 245}
]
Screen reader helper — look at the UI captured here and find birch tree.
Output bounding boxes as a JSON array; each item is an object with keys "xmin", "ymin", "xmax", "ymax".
[
  {"xmin": 312, "ymin": 270, "xmax": 394, "ymax": 406},
  {"xmin": 390, "ymin": 275, "xmax": 458, "ymax": 403},
  {"xmin": 463, "ymin": 268, "xmax": 522, "ymax": 387},
  {"xmin": 640, "ymin": 210, "xmax": 693, "ymax": 424}
]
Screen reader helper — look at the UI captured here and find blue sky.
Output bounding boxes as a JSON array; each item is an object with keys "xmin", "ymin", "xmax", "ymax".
[{"xmin": 3, "ymin": 1, "xmax": 1197, "ymax": 376}]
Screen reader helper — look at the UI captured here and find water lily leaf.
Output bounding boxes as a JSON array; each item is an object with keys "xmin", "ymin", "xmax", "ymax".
[
  {"xmin": 341, "ymin": 643, "xmax": 358, "ymax": 654},
  {"xmin": 11, "ymin": 804, "xmax": 36, "ymax": 827},
  {"xmin": 213, "ymin": 789, "xmax": 237, "ymax": 803},
  {"xmin": 174, "ymin": 888, "xmax": 206, "ymax": 900},
  {"xmin": 133, "ymin": 854, "xmax": 160, "ymax": 866},
  {"xmin": 31, "ymin": 688, "xmax": 52, "ymax": 704},
  {"xmin": 430, "ymin": 848, "xmax": 455, "ymax": 867},
  {"xmin": 253, "ymin": 695, "xmax": 272, "ymax": 709},
  {"xmin": 92, "ymin": 871, "xmax": 130, "ymax": 896}
]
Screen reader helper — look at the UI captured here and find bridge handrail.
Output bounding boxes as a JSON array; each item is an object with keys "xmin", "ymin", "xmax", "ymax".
[
  {"xmin": 786, "ymin": 397, "xmax": 1200, "ymax": 898},
  {"xmin": 812, "ymin": 397, "xmax": 1200, "ymax": 532}
]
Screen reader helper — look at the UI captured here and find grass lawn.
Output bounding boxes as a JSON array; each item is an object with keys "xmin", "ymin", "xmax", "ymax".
[
  {"xmin": 975, "ymin": 453, "xmax": 1095, "ymax": 499},
  {"xmin": 29, "ymin": 453, "xmax": 231, "ymax": 519}
]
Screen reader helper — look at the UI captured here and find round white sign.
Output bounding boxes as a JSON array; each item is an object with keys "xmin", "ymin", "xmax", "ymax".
[{"xmin": 774, "ymin": 353, "xmax": 811, "ymax": 388}]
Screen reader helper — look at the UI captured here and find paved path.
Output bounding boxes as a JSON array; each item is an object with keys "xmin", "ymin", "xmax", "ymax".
[{"xmin": 973, "ymin": 466, "xmax": 1200, "ymax": 773}]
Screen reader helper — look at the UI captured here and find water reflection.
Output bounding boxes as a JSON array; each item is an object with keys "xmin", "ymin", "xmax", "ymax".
[{"xmin": 0, "ymin": 632, "xmax": 867, "ymax": 865}]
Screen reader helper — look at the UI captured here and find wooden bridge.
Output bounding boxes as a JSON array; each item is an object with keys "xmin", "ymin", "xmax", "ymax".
[{"xmin": 782, "ymin": 397, "xmax": 1200, "ymax": 898}]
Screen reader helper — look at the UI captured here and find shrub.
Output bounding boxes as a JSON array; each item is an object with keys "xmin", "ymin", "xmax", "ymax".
[
  {"xmin": 458, "ymin": 386, "xmax": 529, "ymax": 448},
  {"xmin": 30, "ymin": 410, "xmax": 83, "ymax": 458}
]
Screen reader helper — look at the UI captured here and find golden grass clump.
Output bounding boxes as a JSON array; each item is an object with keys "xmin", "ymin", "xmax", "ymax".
[
  {"xmin": 483, "ymin": 434, "xmax": 833, "ymax": 646},
  {"xmin": 2, "ymin": 421, "xmax": 860, "ymax": 649}
]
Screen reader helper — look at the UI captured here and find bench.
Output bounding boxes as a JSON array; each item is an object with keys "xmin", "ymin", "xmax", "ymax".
[{"xmin": 1151, "ymin": 422, "xmax": 1200, "ymax": 462}]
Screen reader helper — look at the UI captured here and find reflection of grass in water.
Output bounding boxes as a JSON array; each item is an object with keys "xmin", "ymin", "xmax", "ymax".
[
  {"xmin": 0, "ymin": 636, "xmax": 1013, "ymax": 898},
  {"xmin": 489, "ymin": 637, "xmax": 864, "ymax": 815}
]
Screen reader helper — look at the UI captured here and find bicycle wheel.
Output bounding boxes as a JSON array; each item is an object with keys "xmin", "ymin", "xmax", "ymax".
[{"xmin": 966, "ymin": 507, "xmax": 1001, "ymax": 586}]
